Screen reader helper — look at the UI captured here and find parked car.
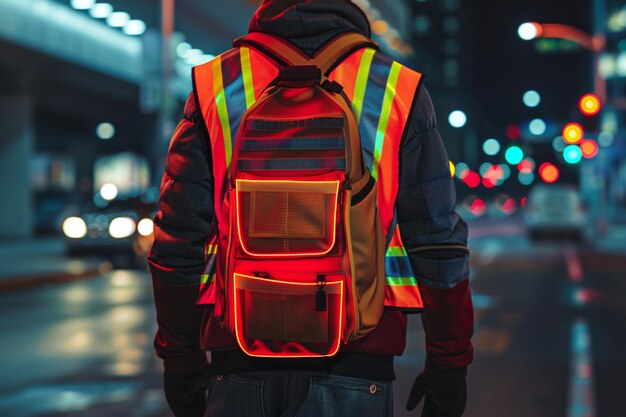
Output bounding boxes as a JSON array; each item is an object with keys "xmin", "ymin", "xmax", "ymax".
[
  {"xmin": 61, "ymin": 195, "xmax": 156, "ymax": 265},
  {"xmin": 525, "ymin": 184, "xmax": 585, "ymax": 241}
]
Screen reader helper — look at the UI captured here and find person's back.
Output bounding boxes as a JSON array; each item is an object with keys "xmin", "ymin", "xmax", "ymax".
[{"xmin": 148, "ymin": 1, "xmax": 474, "ymax": 416}]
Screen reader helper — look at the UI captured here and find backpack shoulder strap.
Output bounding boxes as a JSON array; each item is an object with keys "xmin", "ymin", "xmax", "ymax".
[
  {"xmin": 311, "ymin": 32, "xmax": 378, "ymax": 74},
  {"xmin": 234, "ymin": 31, "xmax": 378, "ymax": 73},
  {"xmin": 234, "ymin": 32, "xmax": 309, "ymax": 66}
]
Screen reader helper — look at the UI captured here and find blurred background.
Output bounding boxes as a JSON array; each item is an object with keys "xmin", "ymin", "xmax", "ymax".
[{"xmin": 0, "ymin": 0, "xmax": 625, "ymax": 416}]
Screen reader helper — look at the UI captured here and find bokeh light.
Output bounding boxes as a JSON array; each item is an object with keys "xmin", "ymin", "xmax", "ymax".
[
  {"xmin": 100, "ymin": 183, "xmax": 118, "ymax": 201},
  {"xmin": 563, "ymin": 123, "xmax": 583, "ymax": 144},
  {"xmin": 539, "ymin": 162, "xmax": 559, "ymax": 183},
  {"xmin": 529, "ymin": 118, "xmax": 547, "ymax": 135},
  {"xmin": 523, "ymin": 90, "xmax": 541, "ymax": 107},
  {"xmin": 505, "ymin": 146, "xmax": 524, "ymax": 165},
  {"xmin": 578, "ymin": 93, "xmax": 601, "ymax": 116},
  {"xmin": 506, "ymin": 124, "xmax": 521, "ymax": 140},
  {"xmin": 518, "ymin": 22, "xmax": 541, "ymax": 40},
  {"xmin": 499, "ymin": 164, "xmax": 512, "ymax": 180},
  {"xmin": 518, "ymin": 171, "xmax": 535, "ymax": 185},
  {"xmin": 71, "ymin": 0, "xmax": 95, "ymax": 9},
  {"xmin": 580, "ymin": 139, "xmax": 599, "ymax": 158},
  {"xmin": 518, "ymin": 158, "xmax": 535, "ymax": 174},
  {"xmin": 463, "ymin": 171, "xmax": 481, "ymax": 188},
  {"xmin": 448, "ymin": 110, "xmax": 467, "ymax": 128},
  {"xmin": 62, "ymin": 217, "xmax": 87, "ymax": 239},
  {"xmin": 553, "ymin": 135, "xmax": 567, "ymax": 152},
  {"xmin": 598, "ymin": 131, "xmax": 614, "ymax": 147},
  {"xmin": 563, "ymin": 145, "xmax": 583, "ymax": 164},
  {"xmin": 89, "ymin": 2, "xmax": 113, "ymax": 18},
  {"xmin": 455, "ymin": 162, "xmax": 470, "ymax": 179},
  {"xmin": 495, "ymin": 194, "xmax": 517, "ymax": 215},
  {"xmin": 96, "ymin": 122, "xmax": 115, "ymax": 140},
  {"xmin": 124, "ymin": 20, "xmax": 147, "ymax": 36},
  {"xmin": 482, "ymin": 138, "xmax": 501, "ymax": 156}
]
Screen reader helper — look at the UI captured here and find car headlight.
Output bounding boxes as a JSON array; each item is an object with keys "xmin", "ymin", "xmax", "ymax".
[
  {"xmin": 137, "ymin": 218, "xmax": 154, "ymax": 236},
  {"xmin": 62, "ymin": 217, "xmax": 87, "ymax": 239},
  {"xmin": 108, "ymin": 217, "xmax": 136, "ymax": 239}
]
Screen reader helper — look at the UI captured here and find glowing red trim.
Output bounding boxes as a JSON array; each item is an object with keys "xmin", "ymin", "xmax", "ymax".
[
  {"xmin": 232, "ymin": 273, "xmax": 344, "ymax": 358},
  {"xmin": 235, "ymin": 179, "xmax": 340, "ymax": 257}
]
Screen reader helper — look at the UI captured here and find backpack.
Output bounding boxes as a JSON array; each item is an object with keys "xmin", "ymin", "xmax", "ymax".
[{"xmin": 201, "ymin": 32, "xmax": 386, "ymax": 358}]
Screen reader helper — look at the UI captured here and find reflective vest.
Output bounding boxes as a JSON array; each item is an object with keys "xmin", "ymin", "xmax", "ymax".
[{"xmin": 194, "ymin": 42, "xmax": 423, "ymax": 311}]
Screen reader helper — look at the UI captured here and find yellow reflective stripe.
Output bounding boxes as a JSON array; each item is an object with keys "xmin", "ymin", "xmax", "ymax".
[
  {"xmin": 351, "ymin": 48, "xmax": 375, "ymax": 124},
  {"xmin": 240, "ymin": 47, "xmax": 255, "ymax": 110},
  {"xmin": 206, "ymin": 244, "xmax": 217, "ymax": 255},
  {"xmin": 201, "ymin": 274, "xmax": 215, "ymax": 284},
  {"xmin": 371, "ymin": 61, "xmax": 401, "ymax": 180},
  {"xmin": 386, "ymin": 276, "xmax": 418, "ymax": 286},
  {"xmin": 386, "ymin": 246, "xmax": 407, "ymax": 257},
  {"xmin": 212, "ymin": 56, "xmax": 232, "ymax": 165}
]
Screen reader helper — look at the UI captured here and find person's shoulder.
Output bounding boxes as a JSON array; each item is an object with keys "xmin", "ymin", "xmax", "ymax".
[{"xmin": 371, "ymin": 49, "xmax": 424, "ymax": 78}]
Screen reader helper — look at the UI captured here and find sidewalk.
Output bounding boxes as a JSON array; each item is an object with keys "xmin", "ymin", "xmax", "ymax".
[{"xmin": 0, "ymin": 237, "xmax": 111, "ymax": 291}]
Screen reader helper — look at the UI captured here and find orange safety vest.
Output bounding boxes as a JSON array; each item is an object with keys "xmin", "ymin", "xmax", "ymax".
[{"xmin": 194, "ymin": 40, "xmax": 423, "ymax": 311}]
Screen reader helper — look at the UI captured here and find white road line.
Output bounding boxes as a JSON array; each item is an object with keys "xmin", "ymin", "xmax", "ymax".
[
  {"xmin": 564, "ymin": 246, "xmax": 596, "ymax": 417},
  {"xmin": 567, "ymin": 318, "xmax": 596, "ymax": 417}
]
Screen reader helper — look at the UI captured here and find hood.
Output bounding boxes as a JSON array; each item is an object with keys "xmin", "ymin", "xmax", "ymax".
[{"xmin": 248, "ymin": 0, "xmax": 371, "ymax": 55}]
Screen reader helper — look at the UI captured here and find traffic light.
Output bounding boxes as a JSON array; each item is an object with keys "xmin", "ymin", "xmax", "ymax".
[
  {"xmin": 563, "ymin": 145, "xmax": 583, "ymax": 164},
  {"xmin": 580, "ymin": 139, "xmax": 599, "ymax": 158},
  {"xmin": 539, "ymin": 162, "xmax": 559, "ymax": 183},
  {"xmin": 562, "ymin": 123, "xmax": 583, "ymax": 144},
  {"xmin": 578, "ymin": 93, "xmax": 601, "ymax": 133},
  {"xmin": 579, "ymin": 94, "xmax": 601, "ymax": 116}
]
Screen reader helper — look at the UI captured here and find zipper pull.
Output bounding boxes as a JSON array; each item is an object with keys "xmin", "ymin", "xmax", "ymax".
[
  {"xmin": 344, "ymin": 179, "xmax": 352, "ymax": 190},
  {"xmin": 316, "ymin": 274, "xmax": 327, "ymax": 312}
]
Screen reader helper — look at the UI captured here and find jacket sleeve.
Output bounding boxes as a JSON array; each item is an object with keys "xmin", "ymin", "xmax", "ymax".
[
  {"xmin": 396, "ymin": 85, "xmax": 474, "ymax": 369},
  {"xmin": 147, "ymin": 93, "xmax": 214, "ymax": 375}
]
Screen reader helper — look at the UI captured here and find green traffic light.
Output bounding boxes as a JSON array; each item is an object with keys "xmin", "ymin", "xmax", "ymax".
[
  {"xmin": 563, "ymin": 145, "xmax": 583, "ymax": 164},
  {"xmin": 505, "ymin": 146, "xmax": 524, "ymax": 165}
]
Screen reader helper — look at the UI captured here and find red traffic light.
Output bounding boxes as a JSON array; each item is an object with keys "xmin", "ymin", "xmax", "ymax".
[
  {"xmin": 563, "ymin": 123, "xmax": 584, "ymax": 144},
  {"xmin": 539, "ymin": 162, "xmax": 559, "ymax": 183},
  {"xmin": 579, "ymin": 94, "xmax": 601, "ymax": 116},
  {"xmin": 581, "ymin": 139, "xmax": 599, "ymax": 158}
]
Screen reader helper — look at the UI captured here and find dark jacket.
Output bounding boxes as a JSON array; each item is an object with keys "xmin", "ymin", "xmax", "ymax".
[{"xmin": 148, "ymin": 0, "xmax": 473, "ymax": 381}]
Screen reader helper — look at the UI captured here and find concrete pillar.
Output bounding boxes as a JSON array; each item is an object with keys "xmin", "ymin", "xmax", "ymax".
[{"xmin": 0, "ymin": 95, "xmax": 33, "ymax": 239}]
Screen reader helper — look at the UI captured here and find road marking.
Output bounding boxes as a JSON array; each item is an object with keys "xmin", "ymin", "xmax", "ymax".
[
  {"xmin": 564, "ymin": 247, "xmax": 596, "ymax": 417},
  {"xmin": 567, "ymin": 319, "xmax": 596, "ymax": 417},
  {"xmin": 564, "ymin": 247, "xmax": 583, "ymax": 282}
]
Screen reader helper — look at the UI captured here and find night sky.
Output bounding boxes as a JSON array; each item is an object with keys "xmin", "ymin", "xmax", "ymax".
[{"xmin": 470, "ymin": 0, "xmax": 593, "ymax": 131}]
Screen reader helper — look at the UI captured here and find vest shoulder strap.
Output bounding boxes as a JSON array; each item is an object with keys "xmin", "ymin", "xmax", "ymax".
[{"xmin": 234, "ymin": 31, "xmax": 378, "ymax": 74}]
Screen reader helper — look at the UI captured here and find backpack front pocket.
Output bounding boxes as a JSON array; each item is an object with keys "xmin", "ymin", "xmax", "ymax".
[
  {"xmin": 235, "ymin": 179, "xmax": 341, "ymax": 257},
  {"xmin": 232, "ymin": 272, "xmax": 344, "ymax": 357}
]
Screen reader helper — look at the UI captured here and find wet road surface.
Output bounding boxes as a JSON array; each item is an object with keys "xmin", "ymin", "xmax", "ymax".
[{"xmin": 1, "ymin": 227, "xmax": 624, "ymax": 416}]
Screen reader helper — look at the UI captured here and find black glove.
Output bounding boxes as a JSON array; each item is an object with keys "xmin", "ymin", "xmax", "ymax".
[
  {"xmin": 164, "ymin": 363, "xmax": 211, "ymax": 417},
  {"xmin": 406, "ymin": 362, "xmax": 467, "ymax": 417}
]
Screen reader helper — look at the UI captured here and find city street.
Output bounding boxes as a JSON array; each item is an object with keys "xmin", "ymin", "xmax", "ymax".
[
  {"xmin": 1, "ymin": 0, "xmax": 626, "ymax": 416},
  {"xmin": 0, "ymin": 220, "xmax": 624, "ymax": 417}
]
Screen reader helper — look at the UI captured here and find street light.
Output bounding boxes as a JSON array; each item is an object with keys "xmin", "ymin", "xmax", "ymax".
[
  {"xmin": 517, "ymin": 21, "xmax": 605, "ymax": 101},
  {"xmin": 517, "ymin": 22, "xmax": 604, "ymax": 52}
]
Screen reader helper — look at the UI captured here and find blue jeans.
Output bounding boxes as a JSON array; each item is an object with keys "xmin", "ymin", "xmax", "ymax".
[{"xmin": 203, "ymin": 371, "xmax": 393, "ymax": 417}]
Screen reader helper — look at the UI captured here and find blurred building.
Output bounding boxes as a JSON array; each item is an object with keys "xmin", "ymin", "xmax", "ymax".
[{"xmin": 593, "ymin": 0, "xmax": 626, "ymax": 220}]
